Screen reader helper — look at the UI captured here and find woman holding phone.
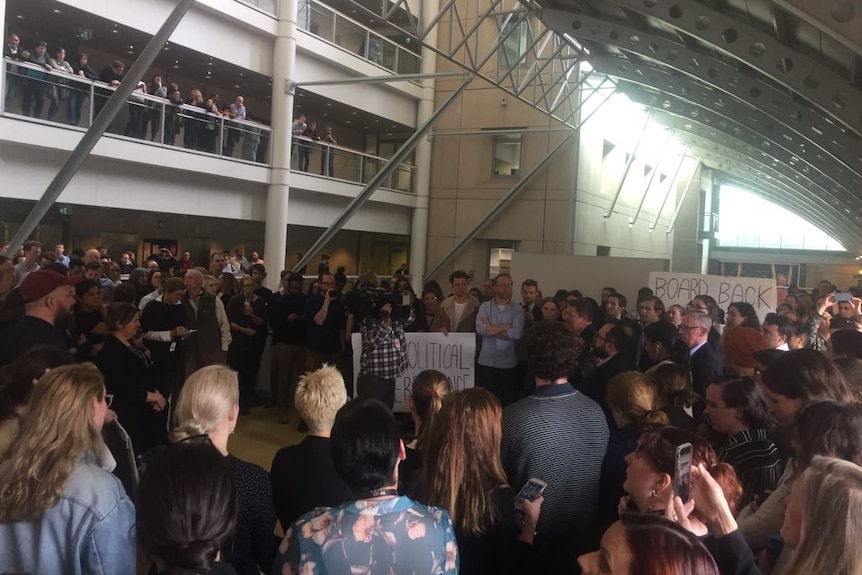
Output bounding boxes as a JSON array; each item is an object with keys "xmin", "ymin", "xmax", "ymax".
[
  {"xmin": 415, "ymin": 388, "xmax": 541, "ymax": 575},
  {"xmin": 620, "ymin": 426, "xmax": 741, "ymax": 536}
]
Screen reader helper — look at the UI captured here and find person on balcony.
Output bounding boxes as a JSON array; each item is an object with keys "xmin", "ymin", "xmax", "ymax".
[
  {"xmin": 69, "ymin": 53, "xmax": 97, "ymax": 126},
  {"xmin": 320, "ymin": 125, "xmax": 337, "ymax": 177}
]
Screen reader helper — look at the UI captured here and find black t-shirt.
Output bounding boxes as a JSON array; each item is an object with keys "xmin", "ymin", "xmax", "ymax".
[{"xmin": 0, "ymin": 315, "xmax": 67, "ymax": 365}]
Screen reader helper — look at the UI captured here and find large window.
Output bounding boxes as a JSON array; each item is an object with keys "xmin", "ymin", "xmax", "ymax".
[{"xmin": 716, "ymin": 185, "xmax": 846, "ymax": 252}]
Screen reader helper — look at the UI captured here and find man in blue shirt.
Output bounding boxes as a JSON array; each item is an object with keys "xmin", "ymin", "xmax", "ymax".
[{"xmin": 475, "ymin": 273, "xmax": 524, "ymax": 407}]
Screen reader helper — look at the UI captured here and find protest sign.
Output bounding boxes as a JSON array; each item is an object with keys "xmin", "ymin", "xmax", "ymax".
[
  {"xmin": 352, "ymin": 332, "xmax": 476, "ymax": 412},
  {"xmin": 649, "ymin": 272, "xmax": 776, "ymax": 314}
]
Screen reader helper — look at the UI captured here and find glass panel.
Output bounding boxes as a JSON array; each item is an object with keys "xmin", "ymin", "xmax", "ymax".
[
  {"xmin": 335, "ymin": 17, "xmax": 368, "ymax": 58},
  {"xmin": 397, "ymin": 50, "xmax": 421, "ymax": 74},
  {"xmin": 381, "ymin": 40, "xmax": 398, "ymax": 70},
  {"xmin": 308, "ymin": 2, "xmax": 335, "ymax": 41}
]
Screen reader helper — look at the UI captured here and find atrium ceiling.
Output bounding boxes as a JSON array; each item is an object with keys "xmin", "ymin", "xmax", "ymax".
[{"xmin": 529, "ymin": 0, "xmax": 862, "ymax": 251}]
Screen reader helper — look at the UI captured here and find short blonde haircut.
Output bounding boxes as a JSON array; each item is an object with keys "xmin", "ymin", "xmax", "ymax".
[
  {"xmin": 295, "ymin": 364, "xmax": 347, "ymax": 434},
  {"xmin": 171, "ymin": 366, "xmax": 239, "ymax": 441}
]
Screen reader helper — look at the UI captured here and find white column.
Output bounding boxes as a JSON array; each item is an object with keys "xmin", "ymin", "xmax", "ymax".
[
  {"xmin": 407, "ymin": 1, "xmax": 439, "ymax": 289},
  {"xmin": 263, "ymin": 0, "xmax": 298, "ymax": 292}
]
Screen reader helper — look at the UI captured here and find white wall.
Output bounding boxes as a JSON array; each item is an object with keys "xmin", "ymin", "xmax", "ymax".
[
  {"xmin": 511, "ymin": 252, "xmax": 670, "ymax": 301},
  {"xmin": 0, "ymin": 139, "xmax": 412, "ymax": 234}
]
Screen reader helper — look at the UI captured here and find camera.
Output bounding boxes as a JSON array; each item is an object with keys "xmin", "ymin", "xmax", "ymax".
[{"xmin": 348, "ymin": 285, "xmax": 409, "ymax": 322}]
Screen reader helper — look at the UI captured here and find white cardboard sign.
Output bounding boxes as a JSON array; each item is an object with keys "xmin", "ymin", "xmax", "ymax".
[
  {"xmin": 649, "ymin": 272, "xmax": 777, "ymax": 314},
  {"xmin": 351, "ymin": 332, "xmax": 476, "ymax": 412}
]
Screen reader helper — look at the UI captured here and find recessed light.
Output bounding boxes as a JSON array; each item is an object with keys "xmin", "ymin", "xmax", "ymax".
[
  {"xmin": 53, "ymin": 8, "xmax": 61, "ymax": 13},
  {"xmin": 16, "ymin": 14, "xmax": 24, "ymax": 19},
  {"xmin": 352, "ymin": 112, "xmax": 357, "ymax": 115},
  {"xmin": 234, "ymin": 84, "xmax": 240, "ymax": 88}
]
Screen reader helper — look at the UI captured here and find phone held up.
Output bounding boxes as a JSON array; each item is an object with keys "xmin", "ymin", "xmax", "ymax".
[
  {"xmin": 516, "ymin": 478, "xmax": 547, "ymax": 501},
  {"xmin": 674, "ymin": 442, "xmax": 693, "ymax": 503}
]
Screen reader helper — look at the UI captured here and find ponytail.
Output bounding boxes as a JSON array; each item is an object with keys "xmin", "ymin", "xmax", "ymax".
[{"xmin": 411, "ymin": 370, "xmax": 451, "ymax": 451}]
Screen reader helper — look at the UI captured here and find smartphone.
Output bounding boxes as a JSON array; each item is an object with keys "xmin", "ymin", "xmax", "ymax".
[
  {"xmin": 835, "ymin": 292, "xmax": 852, "ymax": 302},
  {"xmin": 516, "ymin": 478, "xmax": 547, "ymax": 501},
  {"xmin": 402, "ymin": 293, "xmax": 412, "ymax": 306},
  {"xmin": 674, "ymin": 442, "xmax": 693, "ymax": 503}
]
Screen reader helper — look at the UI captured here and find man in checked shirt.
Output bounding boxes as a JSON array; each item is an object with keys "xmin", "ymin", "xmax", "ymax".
[{"xmin": 357, "ymin": 298, "xmax": 413, "ymax": 410}]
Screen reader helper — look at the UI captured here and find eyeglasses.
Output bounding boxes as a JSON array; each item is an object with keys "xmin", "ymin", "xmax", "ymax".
[
  {"xmin": 679, "ymin": 324, "xmax": 703, "ymax": 331},
  {"xmin": 104, "ymin": 393, "xmax": 114, "ymax": 408}
]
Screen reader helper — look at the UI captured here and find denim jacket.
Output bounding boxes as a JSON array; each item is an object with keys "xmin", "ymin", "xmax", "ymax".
[{"xmin": 0, "ymin": 451, "xmax": 136, "ymax": 575}]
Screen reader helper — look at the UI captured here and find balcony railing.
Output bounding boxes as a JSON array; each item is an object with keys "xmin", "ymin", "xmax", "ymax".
[
  {"xmin": 3, "ymin": 59, "xmax": 272, "ymax": 163},
  {"xmin": 290, "ymin": 136, "xmax": 415, "ymax": 193},
  {"xmin": 297, "ymin": 0, "xmax": 421, "ymax": 75},
  {"xmin": 2, "ymin": 58, "xmax": 417, "ymax": 193}
]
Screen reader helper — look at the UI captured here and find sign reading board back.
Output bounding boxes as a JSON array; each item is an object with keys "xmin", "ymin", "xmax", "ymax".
[{"xmin": 649, "ymin": 272, "xmax": 777, "ymax": 314}]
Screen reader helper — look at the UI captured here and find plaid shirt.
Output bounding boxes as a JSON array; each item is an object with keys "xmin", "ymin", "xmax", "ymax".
[{"xmin": 360, "ymin": 316, "xmax": 408, "ymax": 379}]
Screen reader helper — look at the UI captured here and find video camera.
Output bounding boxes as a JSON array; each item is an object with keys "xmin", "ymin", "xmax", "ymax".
[{"xmin": 348, "ymin": 284, "xmax": 411, "ymax": 322}]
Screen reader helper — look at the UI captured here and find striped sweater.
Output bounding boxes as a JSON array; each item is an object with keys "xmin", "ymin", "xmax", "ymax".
[{"xmin": 501, "ymin": 383, "xmax": 609, "ymax": 541}]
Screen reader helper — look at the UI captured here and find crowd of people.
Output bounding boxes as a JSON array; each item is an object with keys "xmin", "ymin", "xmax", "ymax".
[
  {"xmin": 2, "ymin": 237, "xmax": 862, "ymax": 574},
  {"xmin": 3, "ymin": 32, "xmax": 268, "ymax": 162}
]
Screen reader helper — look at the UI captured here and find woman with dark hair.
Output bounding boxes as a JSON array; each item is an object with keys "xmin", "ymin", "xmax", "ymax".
[
  {"xmin": 128, "ymin": 267, "xmax": 151, "ymax": 305},
  {"xmin": 417, "ymin": 288, "xmax": 441, "ymax": 331},
  {"xmin": 137, "ymin": 437, "xmax": 238, "ymax": 575},
  {"xmin": 0, "ymin": 364, "xmax": 136, "ymax": 574},
  {"xmin": 96, "ymin": 302, "xmax": 168, "ymax": 453},
  {"xmin": 688, "ymin": 295, "xmax": 721, "ymax": 348},
  {"xmin": 218, "ymin": 271, "xmax": 239, "ymax": 308},
  {"xmin": 759, "ymin": 349, "xmax": 853, "ymax": 428},
  {"xmin": 734, "ymin": 350, "xmax": 855, "ymax": 552},
  {"xmin": 540, "ymin": 296, "xmax": 561, "ymax": 321},
  {"xmin": 725, "ymin": 302, "xmax": 760, "ymax": 329},
  {"xmin": 703, "ymin": 376, "xmax": 782, "ymax": 508},
  {"xmin": 0, "ymin": 346, "xmax": 74, "ymax": 456},
  {"xmin": 272, "ymin": 398, "xmax": 458, "ymax": 575},
  {"xmin": 721, "ymin": 302, "xmax": 765, "ymax": 376},
  {"xmin": 621, "ymin": 426, "xmax": 742, "ymax": 535},
  {"xmin": 648, "ymin": 362, "xmax": 700, "ymax": 431},
  {"xmin": 415, "ymin": 388, "xmax": 540, "ymax": 575},
  {"xmin": 643, "ymin": 321, "xmax": 686, "ymax": 375},
  {"xmin": 578, "ymin": 513, "xmax": 720, "ymax": 575},
  {"xmin": 400, "ymin": 369, "xmax": 451, "ymax": 495}
]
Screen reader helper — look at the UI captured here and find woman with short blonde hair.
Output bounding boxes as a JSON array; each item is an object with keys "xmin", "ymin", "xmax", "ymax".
[
  {"xmin": 0, "ymin": 363, "xmax": 135, "ymax": 574},
  {"xmin": 172, "ymin": 365, "xmax": 277, "ymax": 575}
]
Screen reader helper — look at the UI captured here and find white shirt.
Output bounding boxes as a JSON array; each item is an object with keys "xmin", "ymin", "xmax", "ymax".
[{"xmin": 452, "ymin": 300, "xmax": 467, "ymax": 331}]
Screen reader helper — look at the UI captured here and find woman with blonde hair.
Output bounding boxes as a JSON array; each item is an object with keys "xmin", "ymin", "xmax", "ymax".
[
  {"xmin": 172, "ymin": 365, "xmax": 277, "ymax": 575},
  {"xmin": 415, "ymin": 387, "xmax": 540, "ymax": 575},
  {"xmin": 0, "ymin": 363, "xmax": 136, "ymax": 574},
  {"xmin": 399, "ymin": 369, "xmax": 452, "ymax": 495},
  {"xmin": 598, "ymin": 371, "xmax": 669, "ymax": 529}
]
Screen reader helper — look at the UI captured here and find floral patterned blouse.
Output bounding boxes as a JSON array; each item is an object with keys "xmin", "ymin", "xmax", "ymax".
[{"xmin": 272, "ymin": 495, "xmax": 459, "ymax": 575}]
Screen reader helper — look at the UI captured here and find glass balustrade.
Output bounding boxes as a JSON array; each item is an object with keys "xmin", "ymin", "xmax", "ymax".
[
  {"xmin": 297, "ymin": 0, "xmax": 421, "ymax": 75},
  {"xmin": 3, "ymin": 59, "xmax": 272, "ymax": 164},
  {"xmin": 3, "ymin": 58, "xmax": 416, "ymax": 193}
]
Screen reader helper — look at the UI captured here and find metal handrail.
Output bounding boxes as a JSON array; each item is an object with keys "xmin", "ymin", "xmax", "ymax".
[
  {"xmin": 3, "ymin": 58, "xmax": 417, "ymax": 192},
  {"xmin": 297, "ymin": 0, "xmax": 421, "ymax": 74}
]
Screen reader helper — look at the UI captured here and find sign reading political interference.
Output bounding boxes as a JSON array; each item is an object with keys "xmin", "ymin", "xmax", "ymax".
[
  {"xmin": 351, "ymin": 332, "xmax": 476, "ymax": 413},
  {"xmin": 649, "ymin": 272, "xmax": 777, "ymax": 314}
]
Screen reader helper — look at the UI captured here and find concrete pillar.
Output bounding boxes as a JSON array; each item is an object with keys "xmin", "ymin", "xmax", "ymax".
[
  {"xmin": 407, "ymin": 1, "xmax": 439, "ymax": 289},
  {"xmin": 263, "ymin": 0, "xmax": 298, "ymax": 292}
]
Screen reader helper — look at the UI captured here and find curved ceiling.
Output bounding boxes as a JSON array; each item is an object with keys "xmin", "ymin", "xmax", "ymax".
[{"xmin": 530, "ymin": 0, "xmax": 862, "ymax": 252}]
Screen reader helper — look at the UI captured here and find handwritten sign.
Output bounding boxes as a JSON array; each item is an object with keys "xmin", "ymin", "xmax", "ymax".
[
  {"xmin": 351, "ymin": 332, "xmax": 476, "ymax": 412},
  {"xmin": 649, "ymin": 272, "xmax": 776, "ymax": 314}
]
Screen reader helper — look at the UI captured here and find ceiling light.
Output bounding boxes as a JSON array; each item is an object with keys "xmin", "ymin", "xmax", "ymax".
[{"xmin": 53, "ymin": 8, "xmax": 61, "ymax": 13}]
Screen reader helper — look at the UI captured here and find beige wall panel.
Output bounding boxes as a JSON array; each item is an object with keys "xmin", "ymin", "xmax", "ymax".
[{"xmin": 428, "ymin": 198, "xmax": 458, "ymax": 237}]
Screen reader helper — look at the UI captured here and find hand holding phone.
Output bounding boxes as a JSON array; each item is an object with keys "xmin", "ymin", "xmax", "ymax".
[
  {"xmin": 674, "ymin": 442, "xmax": 693, "ymax": 503},
  {"xmin": 516, "ymin": 478, "xmax": 547, "ymax": 501}
]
